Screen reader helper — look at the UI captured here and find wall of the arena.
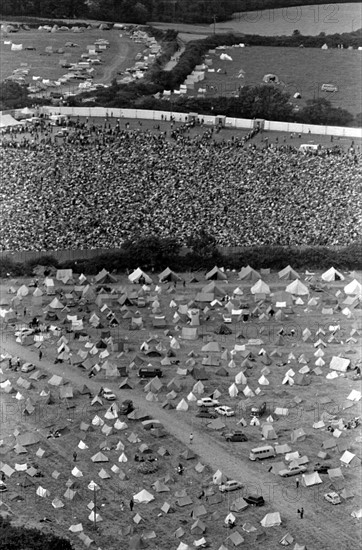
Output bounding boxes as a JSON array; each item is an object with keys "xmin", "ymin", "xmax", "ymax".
[{"xmin": 41, "ymin": 106, "xmax": 362, "ymax": 138}]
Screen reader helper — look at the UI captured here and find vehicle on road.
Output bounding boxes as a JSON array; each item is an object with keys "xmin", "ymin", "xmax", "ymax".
[
  {"xmin": 21, "ymin": 363, "xmax": 35, "ymax": 373},
  {"xmin": 196, "ymin": 397, "xmax": 219, "ymax": 407},
  {"xmin": 223, "ymin": 431, "xmax": 248, "ymax": 442},
  {"xmin": 279, "ymin": 465, "xmax": 307, "ymax": 478},
  {"xmin": 243, "ymin": 495, "xmax": 265, "ymax": 506},
  {"xmin": 219, "ymin": 480, "xmax": 243, "ymax": 493},
  {"xmin": 215, "ymin": 406, "xmax": 235, "ymax": 417},
  {"xmin": 196, "ymin": 408, "xmax": 218, "ymax": 419},
  {"xmin": 101, "ymin": 388, "xmax": 116, "ymax": 401},
  {"xmin": 324, "ymin": 492, "xmax": 341, "ymax": 505}
]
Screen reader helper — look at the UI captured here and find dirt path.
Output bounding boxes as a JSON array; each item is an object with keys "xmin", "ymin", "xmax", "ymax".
[{"xmin": 1, "ymin": 338, "xmax": 360, "ymax": 550}]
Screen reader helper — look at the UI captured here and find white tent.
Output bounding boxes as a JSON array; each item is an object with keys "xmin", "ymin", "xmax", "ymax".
[
  {"xmin": 128, "ymin": 268, "xmax": 152, "ymax": 284},
  {"xmin": 285, "ymin": 279, "xmax": 309, "ymax": 295},
  {"xmin": 133, "ymin": 489, "xmax": 154, "ymax": 503},
  {"xmin": 329, "ymin": 356, "xmax": 350, "ymax": 372},
  {"xmin": 251, "ymin": 280, "xmax": 270, "ymax": 295},
  {"xmin": 321, "ymin": 267, "xmax": 345, "ymax": 281},
  {"xmin": 261, "ymin": 512, "xmax": 281, "ymax": 527},
  {"xmin": 302, "ymin": 472, "xmax": 322, "ymax": 486},
  {"xmin": 344, "ymin": 279, "xmax": 362, "ymax": 295}
]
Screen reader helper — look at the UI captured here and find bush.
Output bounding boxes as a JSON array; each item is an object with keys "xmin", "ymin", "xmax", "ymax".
[{"xmin": 0, "ymin": 516, "xmax": 73, "ymax": 550}]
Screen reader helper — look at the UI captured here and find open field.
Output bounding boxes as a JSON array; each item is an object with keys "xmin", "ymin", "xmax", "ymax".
[
  {"xmin": 0, "ymin": 268, "xmax": 361, "ymax": 549},
  {"xmin": 151, "ymin": 2, "xmax": 362, "ymax": 36},
  {"xmin": 0, "ymin": 28, "xmax": 144, "ymax": 90},
  {"xmin": 188, "ymin": 45, "xmax": 361, "ymax": 115}
]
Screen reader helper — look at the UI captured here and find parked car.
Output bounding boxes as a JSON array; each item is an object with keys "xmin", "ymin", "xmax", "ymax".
[
  {"xmin": 243, "ymin": 495, "xmax": 265, "ymax": 506},
  {"xmin": 279, "ymin": 465, "xmax": 307, "ymax": 478},
  {"xmin": 324, "ymin": 492, "xmax": 341, "ymax": 505},
  {"xmin": 21, "ymin": 362, "xmax": 35, "ymax": 373},
  {"xmin": 55, "ymin": 128, "xmax": 69, "ymax": 137},
  {"xmin": 196, "ymin": 408, "xmax": 218, "ymax": 419},
  {"xmin": 101, "ymin": 388, "xmax": 116, "ymax": 401},
  {"xmin": 219, "ymin": 480, "xmax": 243, "ymax": 493},
  {"xmin": 119, "ymin": 400, "xmax": 134, "ymax": 415},
  {"xmin": 196, "ymin": 397, "xmax": 219, "ymax": 407},
  {"xmin": 314, "ymin": 463, "xmax": 331, "ymax": 474},
  {"xmin": 215, "ymin": 406, "xmax": 235, "ymax": 417},
  {"xmin": 223, "ymin": 431, "xmax": 248, "ymax": 442},
  {"xmin": 250, "ymin": 401, "xmax": 267, "ymax": 417},
  {"xmin": 138, "ymin": 367, "xmax": 163, "ymax": 378}
]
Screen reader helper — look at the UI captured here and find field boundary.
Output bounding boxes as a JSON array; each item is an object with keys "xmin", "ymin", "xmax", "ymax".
[{"xmin": 39, "ymin": 106, "xmax": 362, "ymax": 138}]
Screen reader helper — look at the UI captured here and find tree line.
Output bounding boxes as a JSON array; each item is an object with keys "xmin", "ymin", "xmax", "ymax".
[{"xmin": 1, "ymin": 0, "xmax": 359, "ymax": 25}]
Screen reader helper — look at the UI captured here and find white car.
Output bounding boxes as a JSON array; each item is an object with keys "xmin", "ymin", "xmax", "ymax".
[
  {"xmin": 324, "ymin": 492, "xmax": 341, "ymax": 505},
  {"xmin": 215, "ymin": 406, "xmax": 235, "ymax": 417},
  {"xmin": 21, "ymin": 363, "xmax": 35, "ymax": 373},
  {"xmin": 102, "ymin": 388, "xmax": 116, "ymax": 401},
  {"xmin": 196, "ymin": 397, "xmax": 219, "ymax": 407},
  {"xmin": 219, "ymin": 480, "xmax": 243, "ymax": 493}
]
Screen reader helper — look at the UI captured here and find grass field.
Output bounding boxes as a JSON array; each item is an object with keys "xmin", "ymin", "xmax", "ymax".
[
  {"xmin": 0, "ymin": 269, "xmax": 361, "ymax": 549},
  {"xmin": 188, "ymin": 45, "xmax": 361, "ymax": 115},
  {"xmin": 0, "ymin": 28, "xmax": 144, "ymax": 92}
]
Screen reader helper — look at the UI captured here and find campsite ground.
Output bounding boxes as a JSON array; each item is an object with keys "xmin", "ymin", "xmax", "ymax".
[{"xmin": 0, "ymin": 270, "xmax": 361, "ymax": 549}]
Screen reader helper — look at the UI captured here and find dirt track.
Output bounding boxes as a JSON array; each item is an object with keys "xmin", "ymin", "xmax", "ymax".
[{"xmin": 1, "ymin": 337, "xmax": 360, "ymax": 550}]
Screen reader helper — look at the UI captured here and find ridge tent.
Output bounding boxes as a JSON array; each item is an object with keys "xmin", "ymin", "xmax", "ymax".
[
  {"xmin": 251, "ymin": 280, "xmax": 270, "ymax": 295},
  {"xmin": 133, "ymin": 489, "xmax": 154, "ymax": 503},
  {"xmin": 94, "ymin": 268, "xmax": 117, "ymax": 284},
  {"xmin": 129, "ymin": 268, "xmax": 152, "ymax": 285},
  {"xmin": 321, "ymin": 267, "xmax": 345, "ymax": 281},
  {"xmin": 159, "ymin": 268, "xmax": 181, "ymax": 283},
  {"xmin": 344, "ymin": 279, "xmax": 362, "ymax": 295},
  {"xmin": 238, "ymin": 266, "xmax": 260, "ymax": 281},
  {"xmin": 285, "ymin": 280, "xmax": 309, "ymax": 296},
  {"xmin": 260, "ymin": 512, "xmax": 281, "ymax": 527},
  {"xmin": 205, "ymin": 266, "xmax": 227, "ymax": 281},
  {"xmin": 278, "ymin": 266, "xmax": 300, "ymax": 280}
]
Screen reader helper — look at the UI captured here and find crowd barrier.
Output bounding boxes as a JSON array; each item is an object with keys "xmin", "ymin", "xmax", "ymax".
[{"xmin": 40, "ymin": 106, "xmax": 362, "ymax": 138}]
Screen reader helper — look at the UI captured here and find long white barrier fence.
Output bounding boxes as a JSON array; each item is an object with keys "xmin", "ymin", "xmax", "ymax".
[{"xmin": 41, "ymin": 106, "xmax": 362, "ymax": 138}]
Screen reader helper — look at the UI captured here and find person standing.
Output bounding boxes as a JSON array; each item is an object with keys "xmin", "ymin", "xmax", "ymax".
[
  {"xmin": 296, "ymin": 477, "xmax": 299, "ymax": 489},
  {"xmin": 39, "ymin": 350, "xmax": 43, "ymax": 361},
  {"xmin": 73, "ymin": 451, "xmax": 77, "ymax": 462},
  {"xmin": 189, "ymin": 433, "xmax": 193, "ymax": 444},
  {"xmin": 300, "ymin": 508, "xmax": 304, "ymax": 519},
  {"xmin": 130, "ymin": 497, "xmax": 134, "ymax": 511}
]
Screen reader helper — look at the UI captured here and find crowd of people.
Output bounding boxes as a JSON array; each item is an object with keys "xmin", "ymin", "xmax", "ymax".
[{"xmin": 1, "ymin": 119, "xmax": 361, "ymax": 251}]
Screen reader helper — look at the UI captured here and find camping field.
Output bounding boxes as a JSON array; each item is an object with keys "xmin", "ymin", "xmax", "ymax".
[
  {"xmin": 0, "ymin": 27, "xmax": 144, "ymax": 92},
  {"xmin": 0, "ymin": 268, "xmax": 361, "ymax": 549}
]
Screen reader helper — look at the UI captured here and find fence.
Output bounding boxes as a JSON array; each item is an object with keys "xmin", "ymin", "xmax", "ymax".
[{"xmin": 40, "ymin": 106, "xmax": 362, "ymax": 138}]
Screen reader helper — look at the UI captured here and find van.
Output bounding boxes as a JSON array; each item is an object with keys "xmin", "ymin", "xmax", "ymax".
[
  {"xmin": 249, "ymin": 445, "xmax": 276, "ymax": 461},
  {"xmin": 138, "ymin": 367, "xmax": 163, "ymax": 379}
]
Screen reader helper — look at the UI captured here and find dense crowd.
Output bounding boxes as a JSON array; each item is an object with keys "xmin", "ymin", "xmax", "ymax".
[{"xmin": 1, "ymin": 121, "xmax": 361, "ymax": 251}]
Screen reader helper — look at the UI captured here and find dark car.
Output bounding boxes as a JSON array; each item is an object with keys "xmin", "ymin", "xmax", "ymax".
[
  {"xmin": 243, "ymin": 495, "xmax": 265, "ymax": 506},
  {"xmin": 314, "ymin": 463, "xmax": 331, "ymax": 474},
  {"xmin": 119, "ymin": 400, "xmax": 134, "ymax": 415},
  {"xmin": 138, "ymin": 367, "xmax": 163, "ymax": 378},
  {"xmin": 196, "ymin": 408, "xmax": 218, "ymax": 419},
  {"xmin": 223, "ymin": 431, "xmax": 248, "ymax": 442},
  {"xmin": 250, "ymin": 401, "xmax": 267, "ymax": 418}
]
